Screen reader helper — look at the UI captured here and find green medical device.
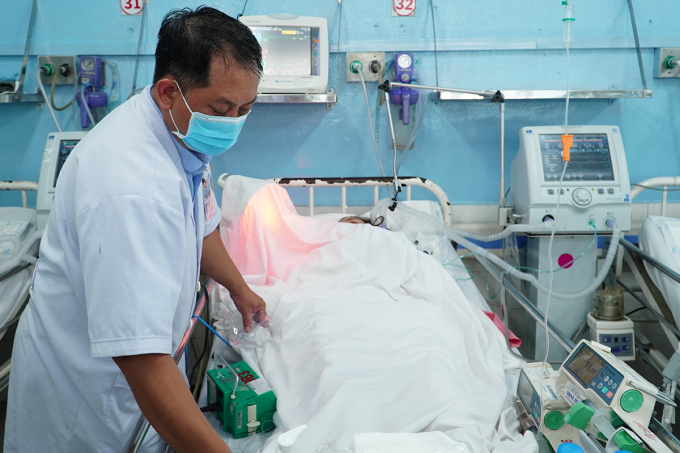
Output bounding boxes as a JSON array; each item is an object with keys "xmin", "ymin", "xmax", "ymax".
[{"xmin": 206, "ymin": 361, "xmax": 277, "ymax": 438}]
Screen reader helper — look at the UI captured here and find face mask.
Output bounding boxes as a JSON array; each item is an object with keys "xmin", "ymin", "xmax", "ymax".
[{"xmin": 168, "ymin": 82, "xmax": 249, "ymax": 156}]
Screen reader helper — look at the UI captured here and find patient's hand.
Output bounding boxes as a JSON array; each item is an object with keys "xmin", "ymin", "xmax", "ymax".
[{"xmin": 231, "ymin": 285, "xmax": 267, "ymax": 333}]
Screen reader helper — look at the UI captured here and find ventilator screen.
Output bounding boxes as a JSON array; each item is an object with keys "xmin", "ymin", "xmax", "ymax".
[{"xmin": 540, "ymin": 134, "xmax": 614, "ymax": 182}]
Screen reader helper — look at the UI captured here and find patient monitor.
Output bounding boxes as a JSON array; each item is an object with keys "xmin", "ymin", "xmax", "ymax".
[
  {"xmin": 239, "ymin": 15, "xmax": 328, "ymax": 94},
  {"xmin": 37, "ymin": 132, "xmax": 87, "ymax": 229},
  {"xmin": 511, "ymin": 126, "xmax": 632, "ymax": 233}
]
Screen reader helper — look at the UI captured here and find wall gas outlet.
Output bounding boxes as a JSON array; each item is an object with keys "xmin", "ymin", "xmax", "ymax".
[
  {"xmin": 654, "ymin": 47, "xmax": 680, "ymax": 78},
  {"xmin": 346, "ymin": 52, "xmax": 385, "ymax": 82},
  {"xmin": 38, "ymin": 56, "xmax": 77, "ymax": 85}
]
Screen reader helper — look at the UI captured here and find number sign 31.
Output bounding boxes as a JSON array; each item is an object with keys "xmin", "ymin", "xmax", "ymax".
[
  {"xmin": 121, "ymin": 0, "xmax": 144, "ymax": 15},
  {"xmin": 393, "ymin": 0, "xmax": 416, "ymax": 17}
]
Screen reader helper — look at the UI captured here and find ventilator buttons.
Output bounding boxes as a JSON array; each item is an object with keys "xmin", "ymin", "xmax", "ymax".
[
  {"xmin": 572, "ymin": 188, "xmax": 592, "ymax": 206},
  {"xmin": 620, "ymin": 389, "xmax": 644, "ymax": 413},
  {"xmin": 544, "ymin": 411, "xmax": 565, "ymax": 430}
]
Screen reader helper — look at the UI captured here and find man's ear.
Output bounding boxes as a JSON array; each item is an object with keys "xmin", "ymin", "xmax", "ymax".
[{"xmin": 155, "ymin": 79, "xmax": 178, "ymax": 110}]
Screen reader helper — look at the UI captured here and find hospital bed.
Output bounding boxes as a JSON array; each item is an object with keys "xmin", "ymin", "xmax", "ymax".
[
  {"xmin": 0, "ymin": 181, "xmax": 41, "ymax": 391},
  {"xmin": 186, "ymin": 174, "xmax": 531, "ymax": 453}
]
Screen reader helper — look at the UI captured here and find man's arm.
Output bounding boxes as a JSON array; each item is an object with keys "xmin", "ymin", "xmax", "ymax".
[
  {"xmin": 201, "ymin": 229, "xmax": 266, "ymax": 332},
  {"xmin": 113, "ymin": 354, "xmax": 231, "ymax": 453}
]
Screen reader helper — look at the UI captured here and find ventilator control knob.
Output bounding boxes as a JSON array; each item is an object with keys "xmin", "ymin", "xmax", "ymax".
[{"xmin": 572, "ymin": 188, "xmax": 592, "ymax": 206}]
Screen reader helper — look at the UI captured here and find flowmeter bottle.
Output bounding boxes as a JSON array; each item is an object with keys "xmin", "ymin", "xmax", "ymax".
[{"xmin": 562, "ymin": 1, "xmax": 574, "ymax": 46}]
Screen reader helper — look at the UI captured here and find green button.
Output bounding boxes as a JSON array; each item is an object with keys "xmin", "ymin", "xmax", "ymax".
[
  {"xmin": 610, "ymin": 410, "xmax": 624, "ymax": 428},
  {"xmin": 564, "ymin": 402, "xmax": 595, "ymax": 430},
  {"xmin": 613, "ymin": 430, "xmax": 645, "ymax": 453},
  {"xmin": 602, "ymin": 386, "xmax": 608, "ymax": 394},
  {"xmin": 543, "ymin": 411, "xmax": 565, "ymax": 430},
  {"xmin": 620, "ymin": 389, "xmax": 644, "ymax": 413}
]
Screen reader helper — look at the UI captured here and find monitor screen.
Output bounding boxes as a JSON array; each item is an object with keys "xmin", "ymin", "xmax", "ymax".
[
  {"xmin": 540, "ymin": 134, "xmax": 614, "ymax": 182},
  {"xmin": 565, "ymin": 345, "xmax": 605, "ymax": 387},
  {"xmin": 250, "ymin": 26, "xmax": 320, "ymax": 77},
  {"xmin": 54, "ymin": 140, "xmax": 79, "ymax": 187}
]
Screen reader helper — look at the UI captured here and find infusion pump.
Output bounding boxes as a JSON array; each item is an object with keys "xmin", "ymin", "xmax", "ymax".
[
  {"xmin": 510, "ymin": 126, "xmax": 632, "ymax": 233},
  {"xmin": 37, "ymin": 132, "xmax": 87, "ymax": 229}
]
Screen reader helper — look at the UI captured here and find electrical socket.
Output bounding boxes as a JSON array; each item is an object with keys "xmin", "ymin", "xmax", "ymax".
[
  {"xmin": 346, "ymin": 52, "xmax": 385, "ymax": 82},
  {"xmin": 38, "ymin": 55, "xmax": 77, "ymax": 85}
]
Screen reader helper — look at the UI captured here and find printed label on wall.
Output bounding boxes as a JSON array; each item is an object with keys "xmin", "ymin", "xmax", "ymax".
[
  {"xmin": 121, "ymin": 0, "xmax": 144, "ymax": 15},
  {"xmin": 393, "ymin": 0, "xmax": 416, "ymax": 16}
]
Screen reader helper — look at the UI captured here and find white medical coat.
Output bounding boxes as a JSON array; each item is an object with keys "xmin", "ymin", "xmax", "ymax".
[{"xmin": 4, "ymin": 86, "xmax": 221, "ymax": 452}]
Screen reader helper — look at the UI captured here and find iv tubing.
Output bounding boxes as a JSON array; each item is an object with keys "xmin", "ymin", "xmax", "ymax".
[
  {"xmin": 36, "ymin": 69, "xmax": 62, "ymax": 132},
  {"xmin": 565, "ymin": 47, "xmax": 571, "ymax": 134},
  {"xmin": 358, "ymin": 69, "xmax": 387, "ymax": 178},
  {"xmin": 371, "ymin": 198, "xmax": 622, "ymax": 301},
  {"xmin": 383, "ymin": 92, "xmax": 401, "ymax": 195},
  {"xmin": 539, "ymin": 161, "xmax": 568, "ymax": 430}
]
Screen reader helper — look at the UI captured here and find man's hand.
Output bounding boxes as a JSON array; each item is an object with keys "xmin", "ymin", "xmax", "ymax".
[
  {"xmin": 113, "ymin": 354, "xmax": 232, "ymax": 453},
  {"xmin": 201, "ymin": 230, "xmax": 268, "ymax": 332},
  {"xmin": 230, "ymin": 285, "xmax": 267, "ymax": 332}
]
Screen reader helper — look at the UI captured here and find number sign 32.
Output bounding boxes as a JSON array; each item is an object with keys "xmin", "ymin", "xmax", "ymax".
[
  {"xmin": 121, "ymin": 0, "xmax": 144, "ymax": 15},
  {"xmin": 393, "ymin": 0, "xmax": 416, "ymax": 17}
]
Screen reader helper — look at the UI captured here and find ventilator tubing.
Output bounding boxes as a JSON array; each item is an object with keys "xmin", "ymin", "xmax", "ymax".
[
  {"xmin": 371, "ymin": 199, "xmax": 622, "ymax": 301},
  {"xmin": 0, "ymin": 230, "xmax": 42, "ymax": 276}
]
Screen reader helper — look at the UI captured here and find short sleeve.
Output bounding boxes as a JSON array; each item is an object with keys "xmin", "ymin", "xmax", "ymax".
[{"xmin": 76, "ymin": 195, "xmax": 187, "ymax": 358}]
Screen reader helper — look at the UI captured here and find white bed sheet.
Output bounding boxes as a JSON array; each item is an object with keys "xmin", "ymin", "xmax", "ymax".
[
  {"xmin": 209, "ymin": 176, "xmax": 536, "ymax": 453},
  {"xmin": 639, "ymin": 215, "xmax": 680, "ymax": 327}
]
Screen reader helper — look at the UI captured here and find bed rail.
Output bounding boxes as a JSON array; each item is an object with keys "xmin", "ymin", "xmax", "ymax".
[
  {"xmin": 216, "ymin": 174, "xmax": 454, "ymax": 227},
  {"xmin": 0, "ymin": 181, "xmax": 38, "ymax": 208},
  {"xmin": 631, "ymin": 176, "xmax": 680, "ymax": 216}
]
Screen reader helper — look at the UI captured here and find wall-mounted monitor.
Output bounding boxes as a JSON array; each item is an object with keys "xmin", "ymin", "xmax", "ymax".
[{"xmin": 240, "ymin": 15, "xmax": 329, "ymax": 94}]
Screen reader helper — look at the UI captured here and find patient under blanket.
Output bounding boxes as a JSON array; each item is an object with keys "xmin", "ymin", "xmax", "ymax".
[{"xmin": 217, "ymin": 176, "xmax": 536, "ymax": 453}]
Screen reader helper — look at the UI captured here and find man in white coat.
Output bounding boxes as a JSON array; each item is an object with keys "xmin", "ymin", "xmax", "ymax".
[{"xmin": 5, "ymin": 7, "xmax": 266, "ymax": 453}]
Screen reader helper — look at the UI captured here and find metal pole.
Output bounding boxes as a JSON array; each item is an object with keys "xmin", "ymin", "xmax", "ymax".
[
  {"xmin": 616, "ymin": 278, "xmax": 680, "ymax": 338},
  {"xmin": 122, "ymin": 279, "xmax": 215, "ymax": 453},
  {"xmin": 619, "ymin": 238, "xmax": 680, "ymax": 286},
  {"xmin": 16, "ymin": 0, "xmax": 38, "ymax": 101},
  {"xmin": 476, "ymin": 256, "xmax": 576, "ymax": 354},
  {"xmin": 626, "ymin": 0, "xmax": 648, "ymax": 90},
  {"xmin": 499, "ymin": 102, "xmax": 506, "ymax": 207},
  {"xmin": 387, "ymin": 81, "xmax": 496, "ymax": 99}
]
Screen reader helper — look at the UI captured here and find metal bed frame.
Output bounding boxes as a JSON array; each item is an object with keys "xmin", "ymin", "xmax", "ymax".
[
  {"xmin": 0, "ymin": 181, "xmax": 40, "ymax": 392},
  {"xmin": 126, "ymin": 174, "xmax": 680, "ymax": 452}
]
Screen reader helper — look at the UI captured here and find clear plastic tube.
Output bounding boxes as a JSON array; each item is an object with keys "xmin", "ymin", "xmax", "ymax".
[
  {"xmin": 36, "ymin": 69, "xmax": 62, "ymax": 132},
  {"xmin": 0, "ymin": 230, "xmax": 42, "ymax": 276},
  {"xmin": 358, "ymin": 69, "xmax": 387, "ymax": 179},
  {"xmin": 371, "ymin": 199, "xmax": 622, "ymax": 300},
  {"xmin": 81, "ymin": 85, "xmax": 96, "ymax": 128}
]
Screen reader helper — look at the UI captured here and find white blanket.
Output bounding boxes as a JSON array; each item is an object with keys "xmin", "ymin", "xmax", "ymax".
[{"xmin": 217, "ymin": 176, "xmax": 535, "ymax": 453}]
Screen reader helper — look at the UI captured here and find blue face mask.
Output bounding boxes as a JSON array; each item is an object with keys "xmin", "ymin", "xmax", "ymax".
[{"xmin": 169, "ymin": 82, "xmax": 249, "ymax": 156}]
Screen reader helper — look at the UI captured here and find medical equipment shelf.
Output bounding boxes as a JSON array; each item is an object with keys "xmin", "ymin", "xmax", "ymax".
[
  {"xmin": 0, "ymin": 0, "xmax": 44, "ymax": 105},
  {"xmin": 256, "ymin": 90, "xmax": 337, "ymax": 109},
  {"xmin": 437, "ymin": 89, "xmax": 652, "ymax": 101}
]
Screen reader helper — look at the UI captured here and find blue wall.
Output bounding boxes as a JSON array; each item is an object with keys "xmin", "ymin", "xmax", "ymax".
[{"xmin": 1, "ymin": 0, "xmax": 680, "ymax": 208}]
